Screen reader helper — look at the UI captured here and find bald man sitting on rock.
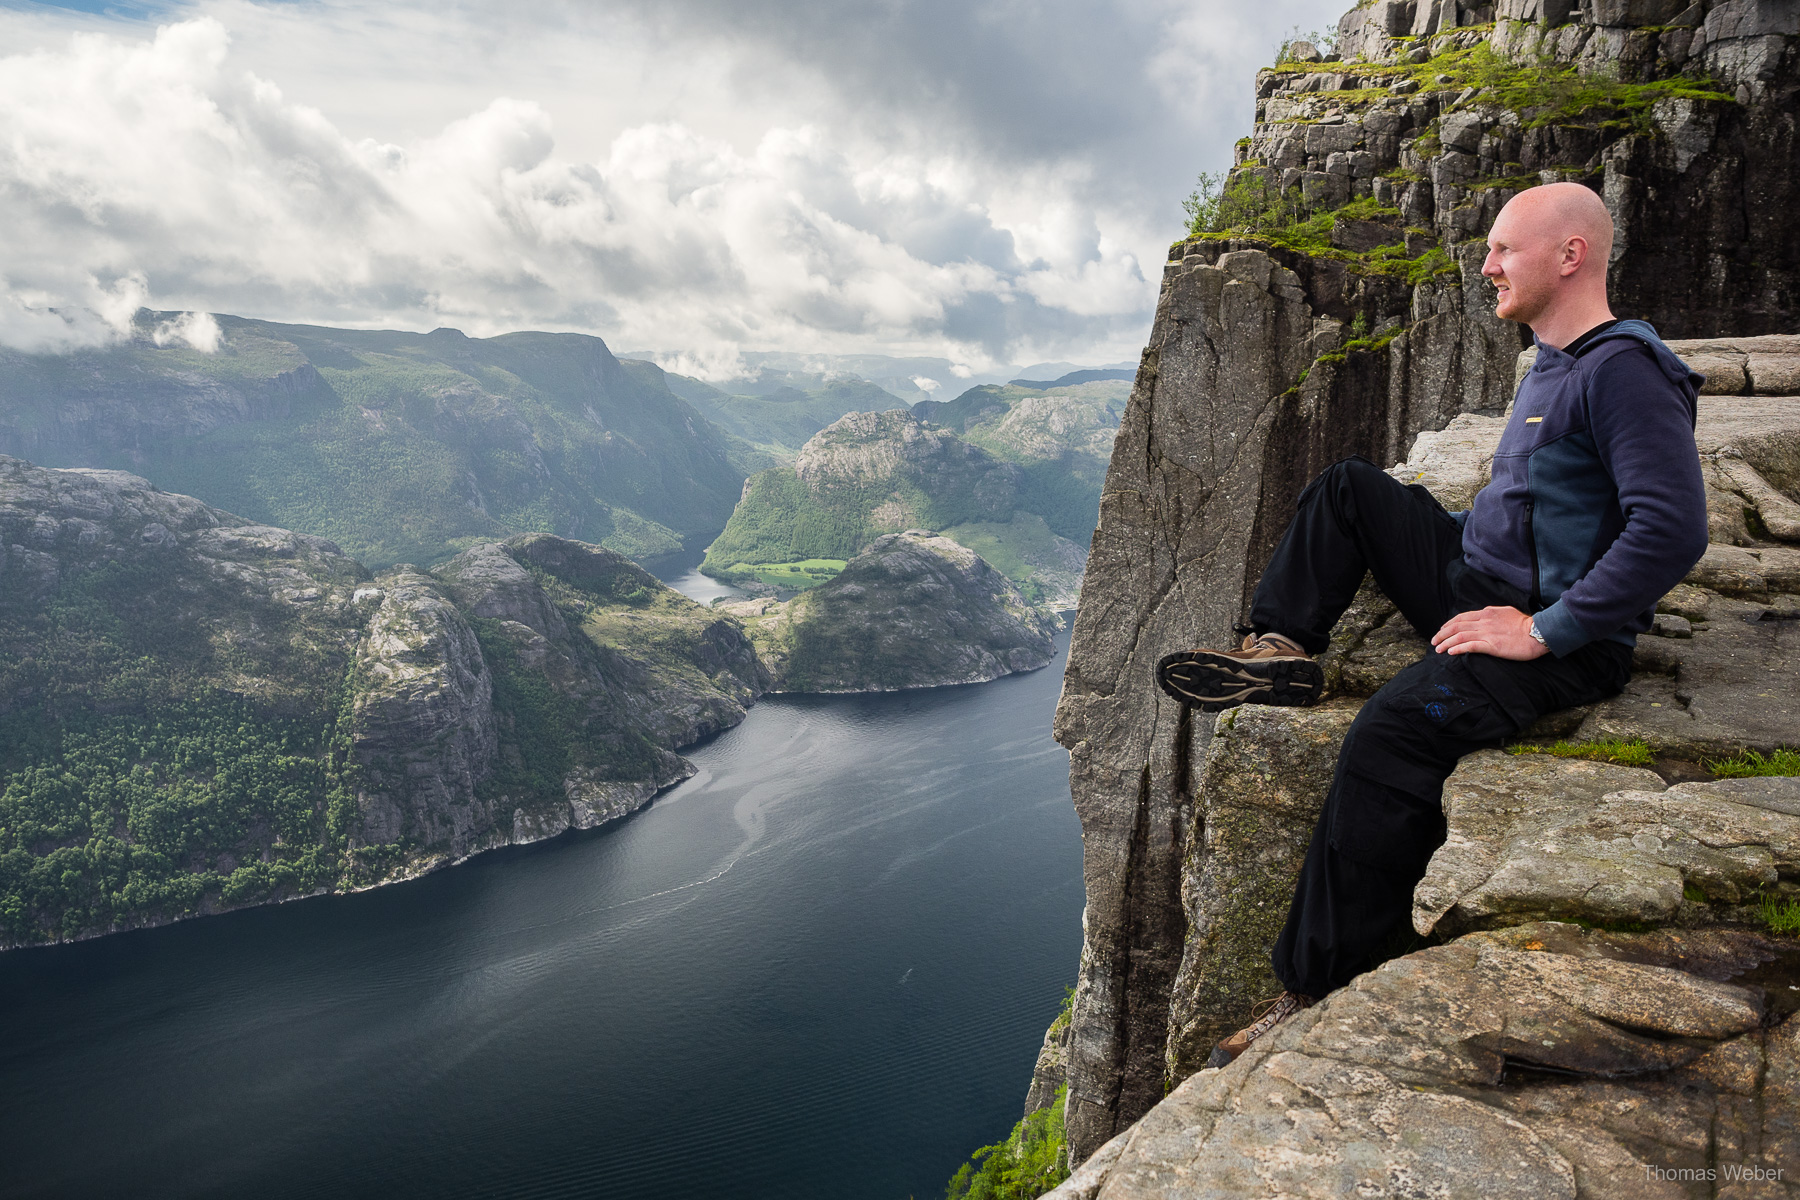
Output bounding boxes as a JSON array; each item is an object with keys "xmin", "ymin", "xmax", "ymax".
[{"xmin": 1156, "ymin": 182, "xmax": 1712, "ymax": 1067}]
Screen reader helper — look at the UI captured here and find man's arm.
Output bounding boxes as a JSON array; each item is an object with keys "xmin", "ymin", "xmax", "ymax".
[{"xmin": 1530, "ymin": 346, "xmax": 1708, "ymax": 655}]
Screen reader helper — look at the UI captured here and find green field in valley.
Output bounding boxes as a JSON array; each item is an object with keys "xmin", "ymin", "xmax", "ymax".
[{"xmin": 716, "ymin": 558, "xmax": 849, "ymax": 590}]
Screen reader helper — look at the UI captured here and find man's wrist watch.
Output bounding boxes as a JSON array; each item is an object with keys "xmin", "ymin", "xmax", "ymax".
[{"xmin": 1528, "ymin": 618, "xmax": 1547, "ymax": 647}]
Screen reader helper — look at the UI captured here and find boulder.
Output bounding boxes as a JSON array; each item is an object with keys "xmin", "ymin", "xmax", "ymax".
[
  {"xmin": 1416, "ymin": 753, "xmax": 1800, "ymax": 933},
  {"xmin": 1165, "ymin": 705, "xmax": 1361, "ymax": 1082}
]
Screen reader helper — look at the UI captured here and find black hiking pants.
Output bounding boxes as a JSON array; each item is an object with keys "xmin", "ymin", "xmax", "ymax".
[{"xmin": 1250, "ymin": 457, "xmax": 1633, "ymax": 999}]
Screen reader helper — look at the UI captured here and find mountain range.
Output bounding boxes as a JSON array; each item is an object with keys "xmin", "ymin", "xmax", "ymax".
[{"xmin": 0, "ymin": 315, "xmax": 753, "ymax": 570}]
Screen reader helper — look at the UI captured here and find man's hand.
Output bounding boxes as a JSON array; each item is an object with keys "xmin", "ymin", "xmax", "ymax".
[{"xmin": 1431, "ymin": 606, "xmax": 1549, "ymax": 660}]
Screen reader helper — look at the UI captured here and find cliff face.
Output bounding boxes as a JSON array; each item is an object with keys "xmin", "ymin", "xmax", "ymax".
[
  {"xmin": 0, "ymin": 459, "xmax": 766, "ymax": 949},
  {"xmin": 1051, "ymin": 0, "xmax": 1800, "ymax": 1163},
  {"xmin": 1048, "ymin": 357, "xmax": 1800, "ymax": 1196}
]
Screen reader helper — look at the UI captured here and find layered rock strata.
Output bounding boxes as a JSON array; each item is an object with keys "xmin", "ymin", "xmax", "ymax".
[
  {"xmin": 1051, "ymin": 0, "xmax": 1800, "ymax": 1159},
  {"xmin": 1052, "ymin": 921, "xmax": 1800, "ymax": 1199}
]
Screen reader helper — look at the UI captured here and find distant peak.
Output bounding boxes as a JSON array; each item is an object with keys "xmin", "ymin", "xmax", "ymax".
[{"xmin": 1009, "ymin": 368, "xmax": 1135, "ymax": 390}]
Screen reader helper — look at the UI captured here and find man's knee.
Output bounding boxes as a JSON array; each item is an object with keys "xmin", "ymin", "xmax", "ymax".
[{"xmin": 1297, "ymin": 455, "xmax": 1406, "ymax": 521}]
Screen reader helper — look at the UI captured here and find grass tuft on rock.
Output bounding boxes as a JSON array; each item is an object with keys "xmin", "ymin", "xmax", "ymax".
[
  {"xmin": 1706, "ymin": 748, "xmax": 1800, "ymax": 779},
  {"xmin": 1276, "ymin": 40, "xmax": 1734, "ymax": 133},
  {"xmin": 1506, "ymin": 738, "xmax": 1654, "ymax": 767},
  {"xmin": 1760, "ymin": 893, "xmax": 1800, "ymax": 937}
]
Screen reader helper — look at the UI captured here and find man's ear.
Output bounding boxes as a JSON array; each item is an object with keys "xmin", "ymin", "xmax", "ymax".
[{"xmin": 1559, "ymin": 234, "xmax": 1590, "ymax": 278}]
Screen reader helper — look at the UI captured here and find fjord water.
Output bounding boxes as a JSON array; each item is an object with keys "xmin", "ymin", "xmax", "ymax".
[{"xmin": 0, "ymin": 613, "xmax": 1083, "ymax": 1198}]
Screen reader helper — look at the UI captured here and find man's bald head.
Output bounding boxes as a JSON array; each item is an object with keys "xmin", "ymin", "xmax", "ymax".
[
  {"xmin": 1496, "ymin": 182, "xmax": 1614, "ymax": 264},
  {"xmin": 1481, "ymin": 182, "xmax": 1617, "ymax": 346}
]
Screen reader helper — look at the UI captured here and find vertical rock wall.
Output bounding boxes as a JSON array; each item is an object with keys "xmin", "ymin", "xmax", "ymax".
[{"xmin": 1053, "ymin": 0, "xmax": 1799, "ymax": 1162}]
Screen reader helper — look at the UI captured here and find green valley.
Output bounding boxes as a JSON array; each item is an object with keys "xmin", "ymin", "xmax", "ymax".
[{"xmin": 701, "ymin": 375, "xmax": 1128, "ymax": 607}]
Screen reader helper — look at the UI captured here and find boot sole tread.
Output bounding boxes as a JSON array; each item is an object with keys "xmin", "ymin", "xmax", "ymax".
[{"xmin": 1156, "ymin": 650, "xmax": 1324, "ymax": 712}]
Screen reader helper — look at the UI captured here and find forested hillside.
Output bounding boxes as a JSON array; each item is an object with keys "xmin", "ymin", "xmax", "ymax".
[{"xmin": 0, "ymin": 457, "xmax": 767, "ymax": 948}]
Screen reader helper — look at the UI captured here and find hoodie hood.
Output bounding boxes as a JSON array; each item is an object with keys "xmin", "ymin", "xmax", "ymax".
[{"xmin": 1535, "ymin": 319, "xmax": 1705, "ymax": 396}]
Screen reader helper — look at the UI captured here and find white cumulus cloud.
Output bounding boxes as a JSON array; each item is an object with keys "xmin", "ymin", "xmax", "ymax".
[{"xmin": 0, "ymin": 0, "xmax": 1346, "ymax": 363}]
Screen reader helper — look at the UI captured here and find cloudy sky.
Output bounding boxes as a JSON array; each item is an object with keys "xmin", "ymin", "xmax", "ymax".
[{"xmin": 0, "ymin": 0, "xmax": 1344, "ymax": 373}]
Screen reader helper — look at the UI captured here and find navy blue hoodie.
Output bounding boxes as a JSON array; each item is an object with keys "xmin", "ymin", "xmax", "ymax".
[{"xmin": 1459, "ymin": 319, "xmax": 1709, "ymax": 657}]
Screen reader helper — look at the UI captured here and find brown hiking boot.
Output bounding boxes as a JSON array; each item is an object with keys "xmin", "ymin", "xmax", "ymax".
[
  {"xmin": 1205, "ymin": 991, "xmax": 1315, "ymax": 1069},
  {"xmin": 1156, "ymin": 632, "xmax": 1323, "ymax": 712}
]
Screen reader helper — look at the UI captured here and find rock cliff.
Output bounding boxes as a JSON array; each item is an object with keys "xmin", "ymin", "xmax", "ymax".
[
  {"xmin": 718, "ymin": 530, "xmax": 1059, "ymax": 692},
  {"xmin": 1044, "ymin": 338, "xmax": 1800, "ymax": 1192},
  {"xmin": 0, "ymin": 458, "xmax": 766, "ymax": 949},
  {"xmin": 1047, "ymin": 0, "xmax": 1800, "ymax": 1170}
]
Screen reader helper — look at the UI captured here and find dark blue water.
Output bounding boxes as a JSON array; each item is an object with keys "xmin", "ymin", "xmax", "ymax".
[{"xmin": 0, "ymin": 632, "xmax": 1083, "ymax": 1200}]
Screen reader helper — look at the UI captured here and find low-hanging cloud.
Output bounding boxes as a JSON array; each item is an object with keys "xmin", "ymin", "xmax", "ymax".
[{"xmin": 0, "ymin": 0, "xmax": 1344, "ymax": 365}]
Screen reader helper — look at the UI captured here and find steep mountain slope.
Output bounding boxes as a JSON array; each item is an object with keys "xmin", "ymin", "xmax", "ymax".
[
  {"xmin": 914, "ymin": 379, "xmax": 1128, "ymax": 543},
  {"xmin": 0, "ymin": 458, "xmax": 766, "ymax": 949},
  {"xmin": 0, "ymin": 316, "xmax": 752, "ymax": 568},
  {"xmin": 701, "ymin": 410, "xmax": 1090, "ymax": 607}
]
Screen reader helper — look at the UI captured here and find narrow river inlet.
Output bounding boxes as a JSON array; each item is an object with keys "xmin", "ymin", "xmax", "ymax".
[{"xmin": 0, "ymin": 623, "xmax": 1084, "ymax": 1199}]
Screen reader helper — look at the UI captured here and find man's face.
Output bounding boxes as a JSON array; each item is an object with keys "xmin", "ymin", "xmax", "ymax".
[{"xmin": 1481, "ymin": 209, "xmax": 1561, "ymax": 325}]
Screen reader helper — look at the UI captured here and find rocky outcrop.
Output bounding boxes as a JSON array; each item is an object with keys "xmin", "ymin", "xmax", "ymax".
[
  {"xmin": 1051, "ymin": 922, "xmax": 1799, "ymax": 1199},
  {"xmin": 351, "ymin": 570, "xmax": 501, "ymax": 853},
  {"xmin": 0, "ymin": 459, "xmax": 766, "ymax": 948},
  {"xmin": 719, "ymin": 531, "xmax": 1059, "ymax": 692},
  {"xmin": 1051, "ymin": 0, "xmax": 1800, "ymax": 1159},
  {"xmin": 1419, "ymin": 760, "xmax": 1800, "ymax": 935}
]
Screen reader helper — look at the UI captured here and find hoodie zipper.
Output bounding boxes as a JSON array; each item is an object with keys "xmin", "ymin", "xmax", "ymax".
[{"xmin": 1523, "ymin": 498, "xmax": 1543, "ymax": 609}]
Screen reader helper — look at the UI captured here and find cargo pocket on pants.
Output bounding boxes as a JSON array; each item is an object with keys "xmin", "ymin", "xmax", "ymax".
[{"xmin": 1325, "ymin": 769, "xmax": 1448, "ymax": 876}]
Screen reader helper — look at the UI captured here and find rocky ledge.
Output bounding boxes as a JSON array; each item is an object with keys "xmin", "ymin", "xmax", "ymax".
[
  {"xmin": 718, "ymin": 530, "xmax": 1060, "ymax": 693},
  {"xmin": 1056, "ymin": 920, "xmax": 1798, "ymax": 1199},
  {"xmin": 1050, "ymin": 0, "xmax": 1800, "ymax": 1161}
]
